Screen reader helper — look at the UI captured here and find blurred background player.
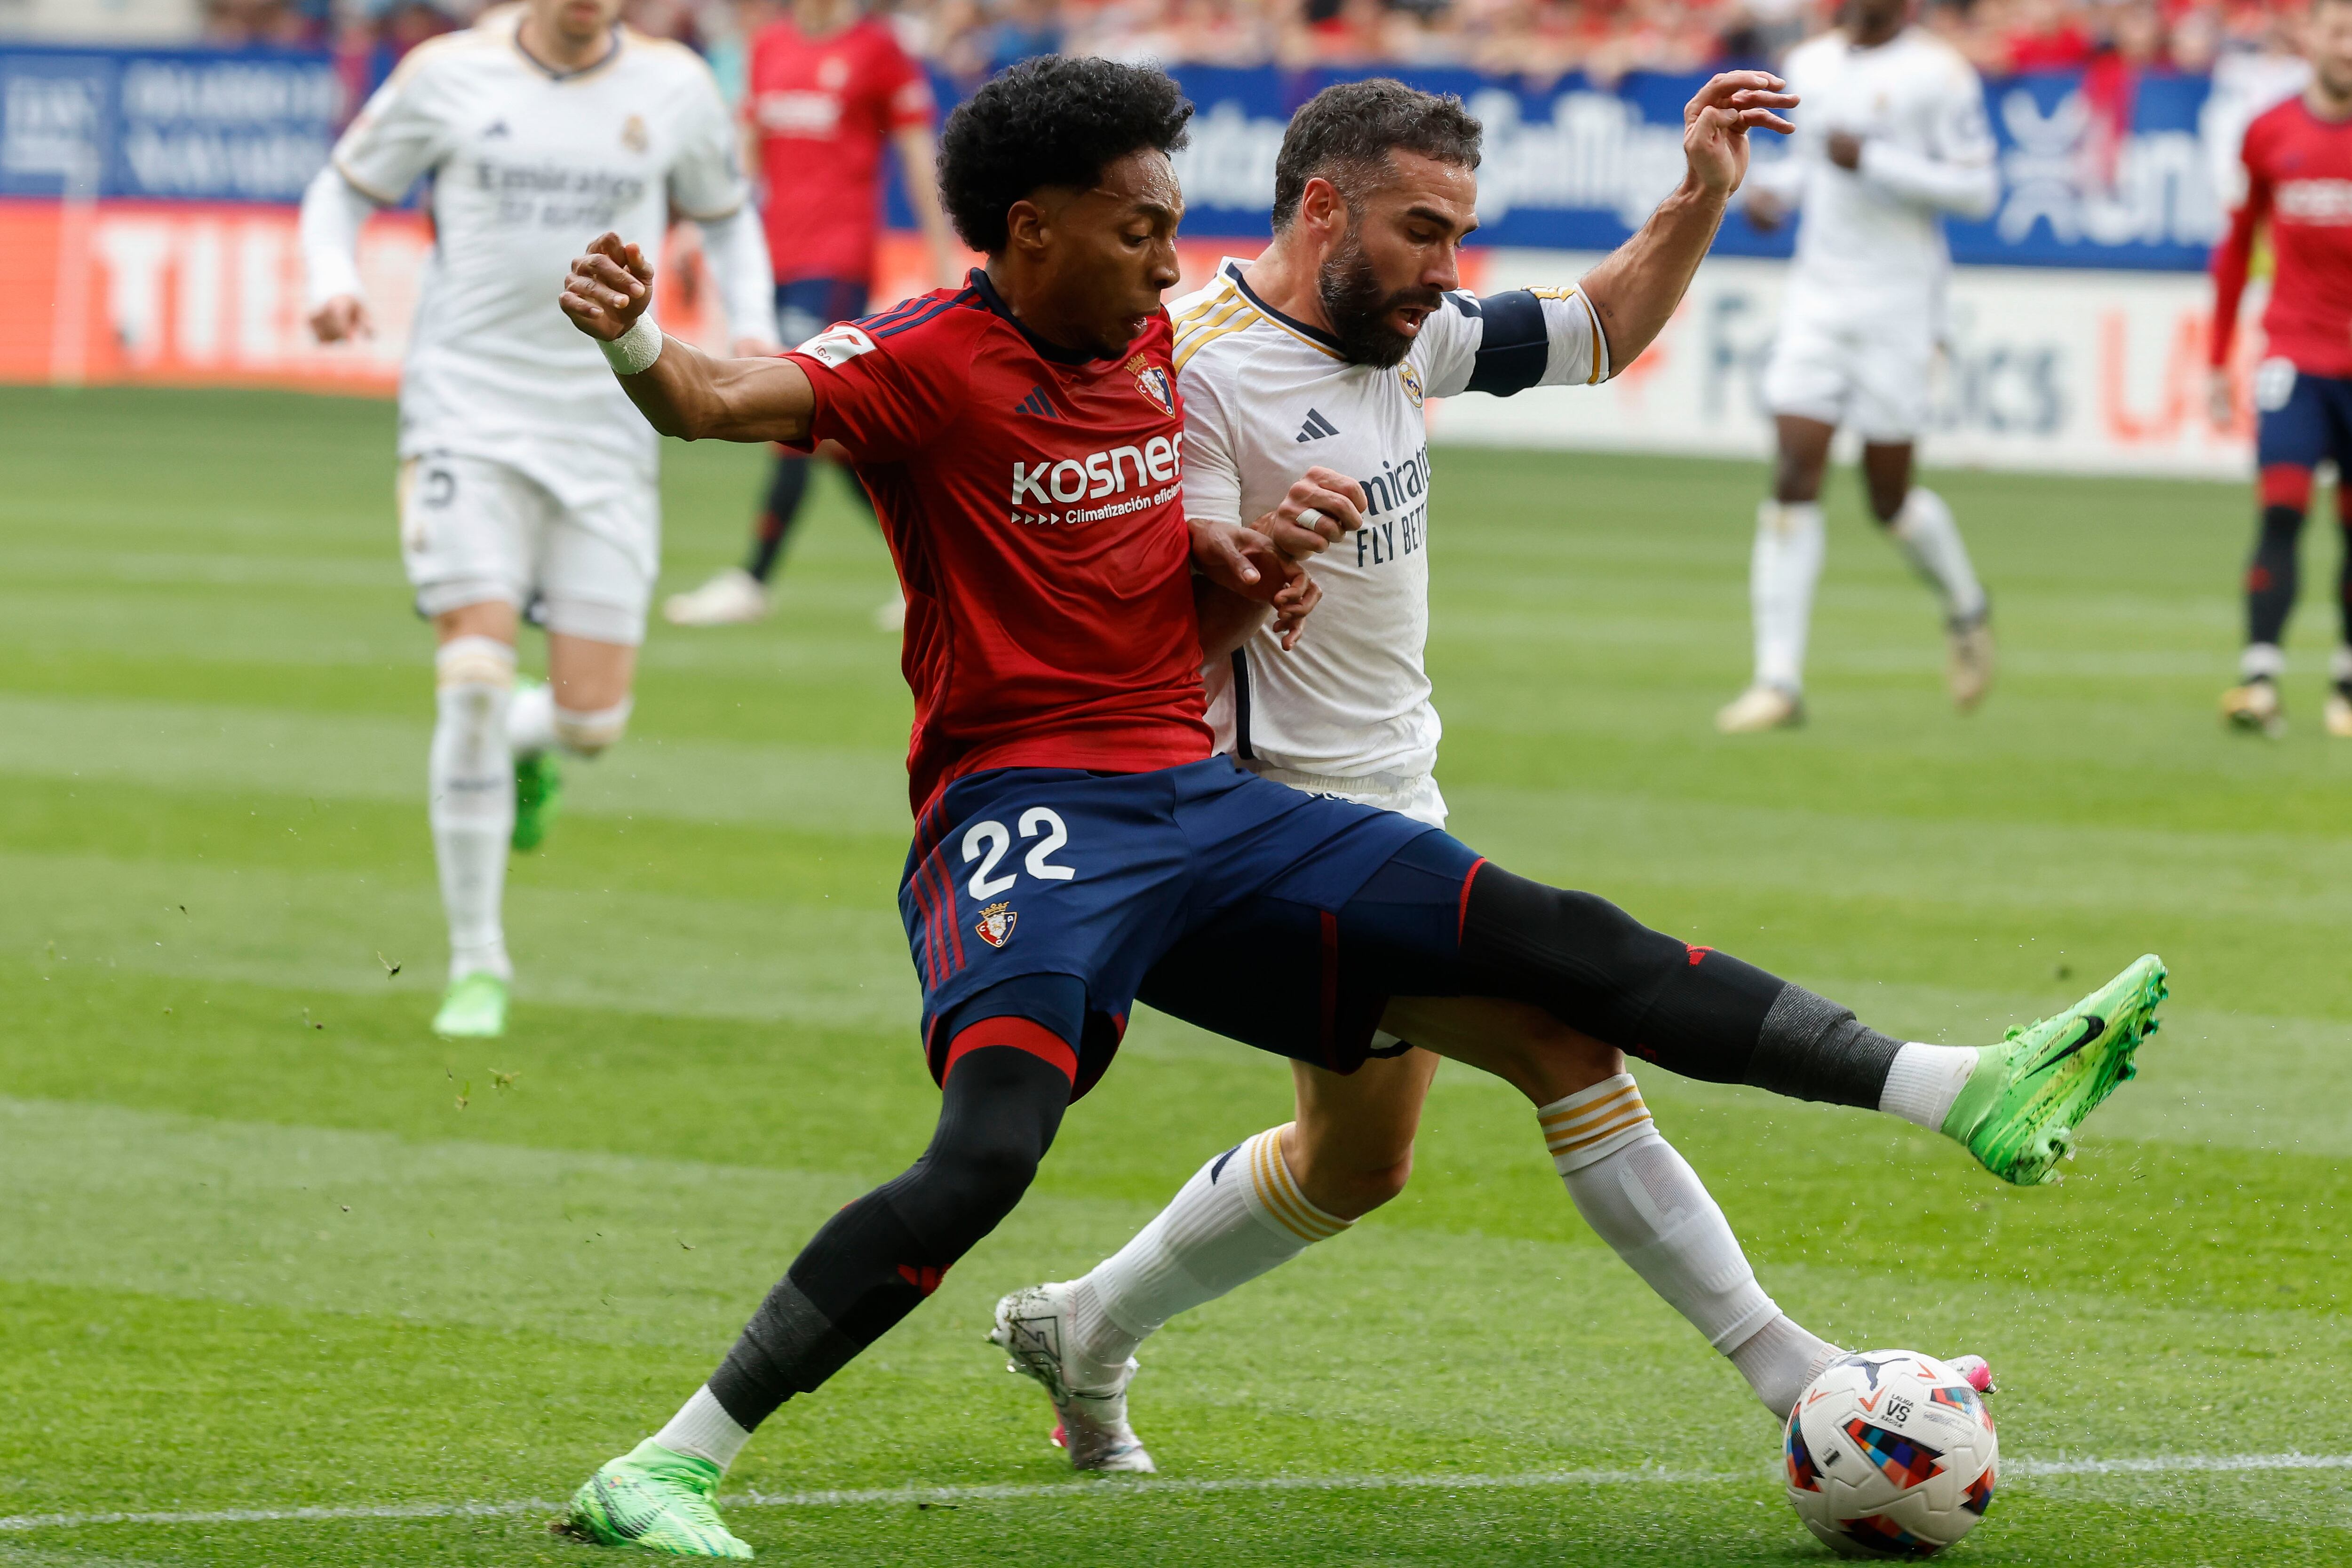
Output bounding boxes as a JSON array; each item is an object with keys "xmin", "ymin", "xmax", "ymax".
[
  {"xmin": 661, "ymin": 0, "xmax": 960, "ymax": 629},
  {"xmin": 2211, "ymin": 0, "xmax": 2352, "ymax": 740},
  {"xmin": 1718, "ymin": 0, "xmax": 2001, "ymax": 734},
  {"xmin": 301, "ymin": 0, "xmax": 775, "ymax": 1038}
]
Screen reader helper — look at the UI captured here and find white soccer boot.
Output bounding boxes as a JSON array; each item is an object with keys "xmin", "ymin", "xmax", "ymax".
[
  {"xmin": 874, "ymin": 590, "xmax": 906, "ymax": 632},
  {"xmin": 1947, "ymin": 609, "xmax": 1995, "ymax": 712},
  {"xmin": 2220, "ymin": 676, "xmax": 2286, "ymax": 738},
  {"xmin": 2326, "ymin": 689, "xmax": 2352, "ymax": 739},
  {"xmin": 1715, "ymin": 683, "xmax": 1803, "ymax": 734},
  {"xmin": 988, "ymin": 1283, "xmax": 1156, "ymax": 1473},
  {"xmin": 663, "ymin": 567, "xmax": 768, "ymax": 627}
]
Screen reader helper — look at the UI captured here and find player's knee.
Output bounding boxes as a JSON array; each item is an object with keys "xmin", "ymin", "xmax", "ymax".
[
  {"xmin": 2261, "ymin": 463, "xmax": 2314, "ymax": 515},
  {"xmin": 1335, "ymin": 1150, "xmax": 1414, "ymax": 1216},
  {"xmin": 1463, "ymin": 868, "xmax": 1691, "ymax": 1029},
  {"xmin": 554, "ymin": 698, "xmax": 632, "ymax": 756}
]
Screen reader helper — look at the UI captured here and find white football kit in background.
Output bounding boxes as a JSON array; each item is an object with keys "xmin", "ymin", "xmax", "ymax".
[
  {"xmin": 1750, "ymin": 27, "xmax": 1998, "ymax": 442},
  {"xmin": 1171, "ymin": 259, "xmax": 1606, "ymax": 827},
  {"xmin": 302, "ymin": 12, "xmax": 772, "ymax": 643}
]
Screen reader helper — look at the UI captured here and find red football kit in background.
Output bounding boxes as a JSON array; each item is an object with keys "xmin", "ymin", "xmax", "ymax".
[
  {"xmin": 747, "ymin": 16, "xmax": 934, "ymax": 286},
  {"xmin": 2212, "ymin": 96, "xmax": 2352, "ymax": 377},
  {"xmin": 781, "ymin": 271, "xmax": 1211, "ymax": 812}
]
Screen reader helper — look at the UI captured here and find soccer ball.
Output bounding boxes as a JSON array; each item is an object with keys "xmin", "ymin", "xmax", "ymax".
[{"xmin": 1783, "ymin": 1349, "xmax": 1998, "ymax": 1557}]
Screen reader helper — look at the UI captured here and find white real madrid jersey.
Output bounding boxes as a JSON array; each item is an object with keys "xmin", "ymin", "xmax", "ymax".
[
  {"xmin": 1750, "ymin": 27, "xmax": 1998, "ymax": 318},
  {"xmin": 329, "ymin": 12, "xmax": 747, "ymax": 507},
  {"xmin": 1173, "ymin": 258, "xmax": 1606, "ymax": 787}
]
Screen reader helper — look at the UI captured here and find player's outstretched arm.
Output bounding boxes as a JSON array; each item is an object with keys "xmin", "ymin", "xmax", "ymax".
[
  {"xmin": 560, "ymin": 232, "xmax": 816, "ymax": 444},
  {"xmin": 1579, "ymin": 71, "xmax": 1796, "ymax": 377}
]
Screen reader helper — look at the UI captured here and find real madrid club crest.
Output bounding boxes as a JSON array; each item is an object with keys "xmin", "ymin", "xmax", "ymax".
[
  {"xmin": 1127, "ymin": 353, "xmax": 1174, "ymax": 416},
  {"xmin": 621, "ymin": 114, "xmax": 650, "ymax": 153},
  {"xmin": 976, "ymin": 901, "xmax": 1017, "ymax": 949},
  {"xmin": 1398, "ymin": 361, "xmax": 1424, "ymax": 410}
]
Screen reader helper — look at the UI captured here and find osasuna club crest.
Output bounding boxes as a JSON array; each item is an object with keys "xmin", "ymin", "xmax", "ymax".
[
  {"xmin": 976, "ymin": 901, "xmax": 1017, "ymax": 948},
  {"xmin": 1127, "ymin": 353, "xmax": 1173, "ymax": 416}
]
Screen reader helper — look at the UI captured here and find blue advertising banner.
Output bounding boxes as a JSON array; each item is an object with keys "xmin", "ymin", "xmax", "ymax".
[
  {"xmin": 0, "ymin": 40, "xmax": 2229, "ymax": 269},
  {"xmin": 0, "ymin": 44, "xmax": 342, "ymax": 203},
  {"xmin": 1154, "ymin": 63, "xmax": 2228, "ymax": 270}
]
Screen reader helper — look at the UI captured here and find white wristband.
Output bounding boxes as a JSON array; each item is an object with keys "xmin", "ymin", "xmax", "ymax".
[{"xmin": 599, "ymin": 314, "xmax": 663, "ymax": 376}]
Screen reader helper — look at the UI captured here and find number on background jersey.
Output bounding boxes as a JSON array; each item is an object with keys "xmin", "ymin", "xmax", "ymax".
[{"xmin": 961, "ymin": 808, "xmax": 1077, "ymax": 899}]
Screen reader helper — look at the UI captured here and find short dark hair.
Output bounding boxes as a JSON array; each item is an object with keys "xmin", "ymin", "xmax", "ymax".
[
  {"xmin": 937, "ymin": 56, "xmax": 1195, "ymax": 255},
  {"xmin": 1271, "ymin": 79, "xmax": 1483, "ymax": 230}
]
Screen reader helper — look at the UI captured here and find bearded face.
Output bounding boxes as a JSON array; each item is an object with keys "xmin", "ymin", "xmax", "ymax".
[{"xmin": 1316, "ymin": 222, "xmax": 1446, "ymax": 368}]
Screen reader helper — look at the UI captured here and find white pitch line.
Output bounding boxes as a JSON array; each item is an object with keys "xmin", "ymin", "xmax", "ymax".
[{"xmin": 2, "ymin": 1454, "xmax": 2343, "ymax": 1535}]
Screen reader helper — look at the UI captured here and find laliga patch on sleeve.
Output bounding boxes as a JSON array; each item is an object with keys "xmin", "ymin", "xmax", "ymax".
[{"xmin": 797, "ymin": 324, "xmax": 877, "ymax": 368}]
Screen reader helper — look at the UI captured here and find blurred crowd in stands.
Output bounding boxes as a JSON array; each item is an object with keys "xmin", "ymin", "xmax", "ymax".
[{"xmin": 197, "ymin": 0, "xmax": 2307, "ymax": 92}]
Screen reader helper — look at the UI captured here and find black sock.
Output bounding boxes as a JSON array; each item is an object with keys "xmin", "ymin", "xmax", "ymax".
[
  {"xmin": 2337, "ymin": 521, "xmax": 2352, "ymax": 672},
  {"xmin": 706, "ymin": 1043, "xmax": 1070, "ymax": 1431},
  {"xmin": 2248, "ymin": 503, "xmax": 2306, "ymax": 649},
  {"xmin": 744, "ymin": 457, "xmax": 814, "ymax": 583},
  {"xmin": 1458, "ymin": 865, "xmax": 1901, "ymax": 1108}
]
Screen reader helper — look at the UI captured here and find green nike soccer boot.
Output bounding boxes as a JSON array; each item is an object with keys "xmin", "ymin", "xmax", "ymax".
[
  {"xmin": 1944, "ymin": 954, "xmax": 2168, "ymax": 1186},
  {"xmin": 513, "ymin": 749, "xmax": 563, "ymax": 852},
  {"xmin": 553, "ymin": 1440, "xmax": 753, "ymax": 1559},
  {"xmin": 431, "ymin": 972, "xmax": 508, "ymax": 1039}
]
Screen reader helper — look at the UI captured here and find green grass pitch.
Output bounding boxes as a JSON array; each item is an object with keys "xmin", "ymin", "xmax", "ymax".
[{"xmin": 4, "ymin": 383, "xmax": 2351, "ymax": 1567}]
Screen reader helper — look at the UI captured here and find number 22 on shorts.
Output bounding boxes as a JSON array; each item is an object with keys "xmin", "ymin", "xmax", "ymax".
[{"xmin": 962, "ymin": 808, "xmax": 1075, "ymax": 900}]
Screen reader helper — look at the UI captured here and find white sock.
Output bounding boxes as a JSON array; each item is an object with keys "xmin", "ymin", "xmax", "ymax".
[
  {"xmin": 508, "ymin": 681, "xmax": 556, "ymax": 756},
  {"xmin": 1877, "ymin": 1041, "xmax": 1980, "ymax": 1132},
  {"xmin": 1542, "ymin": 1074, "xmax": 1837, "ymax": 1418},
  {"xmin": 1889, "ymin": 487, "xmax": 1986, "ymax": 622},
  {"xmin": 1751, "ymin": 499, "xmax": 1825, "ymax": 693},
  {"xmin": 654, "ymin": 1384, "xmax": 751, "ymax": 1472},
  {"xmin": 1727, "ymin": 1313, "xmax": 1845, "ymax": 1422},
  {"xmin": 1075, "ymin": 1125, "xmax": 1351, "ymax": 1366},
  {"xmin": 2241, "ymin": 641, "xmax": 2286, "ymax": 682},
  {"xmin": 431, "ymin": 636, "xmax": 516, "ymax": 984}
]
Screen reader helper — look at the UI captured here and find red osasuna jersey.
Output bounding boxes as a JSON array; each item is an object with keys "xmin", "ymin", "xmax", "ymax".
[
  {"xmin": 782, "ymin": 271, "xmax": 1212, "ymax": 813},
  {"xmin": 2212, "ymin": 96, "xmax": 2352, "ymax": 378},
  {"xmin": 747, "ymin": 16, "xmax": 933, "ymax": 286}
]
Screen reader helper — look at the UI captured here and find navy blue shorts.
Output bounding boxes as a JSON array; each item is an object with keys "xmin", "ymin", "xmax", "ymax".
[
  {"xmin": 776, "ymin": 278, "xmax": 870, "ymax": 349},
  {"xmin": 898, "ymin": 758, "xmax": 1464, "ymax": 1096},
  {"xmin": 2256, "ymin": 364, "xmax": 2352, "ymax": 474}
]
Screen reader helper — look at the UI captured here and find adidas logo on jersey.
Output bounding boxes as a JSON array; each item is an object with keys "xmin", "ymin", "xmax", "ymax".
[
  {"xmin": 1008, "ymin": 436, "xmax": 1184, "ymax": 525},
  {"xmin": 1015, "ymin": 386, "xmax": 1060, "ymax": 420},
  {"xmin": 1295, "ymin": 408, "xmax": 1340, "ymax": 443}
]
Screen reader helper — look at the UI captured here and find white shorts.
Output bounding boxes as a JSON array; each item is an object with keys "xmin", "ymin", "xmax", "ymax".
[
  {"xmin": 398, "ymin": 454, "xmax": 657, "ymax": 645},
  {"xmin": 1761, "ymin": 304, "xmax": 1936, "ymax": 443},
  {"xmin": 1243, "ymin": 760, "xmax": 1449, "ymax": 830}
]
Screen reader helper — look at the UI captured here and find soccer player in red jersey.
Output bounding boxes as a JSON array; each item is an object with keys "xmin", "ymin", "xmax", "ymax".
[
  {"xmin": 663, "ymin": 0, "xmax": 962, "ymax": 629},
  {"xmin": 2211, "ymin": 0, "xmax": 2352, "ymax": 738},
  {"xmin": 547, "ymin": 59, "xmax": 2162, "ymax": 1553}
]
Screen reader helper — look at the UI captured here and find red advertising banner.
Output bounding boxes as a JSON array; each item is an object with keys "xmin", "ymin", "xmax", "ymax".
[{"xmin": 0, "ymin": 199, "xmax": 1342, "ymax": 395}]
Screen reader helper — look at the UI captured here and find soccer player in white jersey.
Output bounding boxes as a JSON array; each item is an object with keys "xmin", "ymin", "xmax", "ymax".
[
  {"xmin": 984, "ymin": 77, "xmax": 2070, "ymax": 1474},
  {"xmin": 300, "ymin": 0, "xmax": 777, "ymax": 1037},
  {"xmin": 1716, "ymin": 0, "xmax": 2002, "ymax": 734}
]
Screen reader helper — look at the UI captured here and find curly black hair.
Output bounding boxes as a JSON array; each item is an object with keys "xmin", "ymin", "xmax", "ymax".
[
  {"xmin": 1271, "ymin": 79, "xmax": 1482, "ymax": 230},
  {"xmin": 938, "ymin": 56, "xmax": 1195, "ymax": 255}
]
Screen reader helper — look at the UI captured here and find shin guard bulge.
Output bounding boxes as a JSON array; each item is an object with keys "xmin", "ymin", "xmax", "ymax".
[
  {"xmin": 430, "ymin": 636, "xmax": 516, "ymax": 982},
  {"xmin": 1075, "ymin": 1125, "xmax": 1351, "ymax": 1369},
  {"xmin": 706, "ymin": 1032, "xmax": 1073, "ymax": 1432},
  {"xmin": 1542, "ymin": 1073, "xmax": 1839, "ymax": 1418}
]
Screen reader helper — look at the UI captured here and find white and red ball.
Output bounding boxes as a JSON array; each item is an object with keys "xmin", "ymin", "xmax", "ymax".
[{"xmin": 1783, "ymin": 1349, "xmax": 1998, "ymax": 1557}]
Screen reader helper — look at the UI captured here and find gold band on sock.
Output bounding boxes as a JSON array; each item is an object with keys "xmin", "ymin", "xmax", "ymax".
[
  {"xmin": 1538, "ymin": 1073, "xmax": 1654, "ymax": 1172},
  {"xmin": 1245, "ymin": 1127, "xmax": 1351, "ymax": 1243}
]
